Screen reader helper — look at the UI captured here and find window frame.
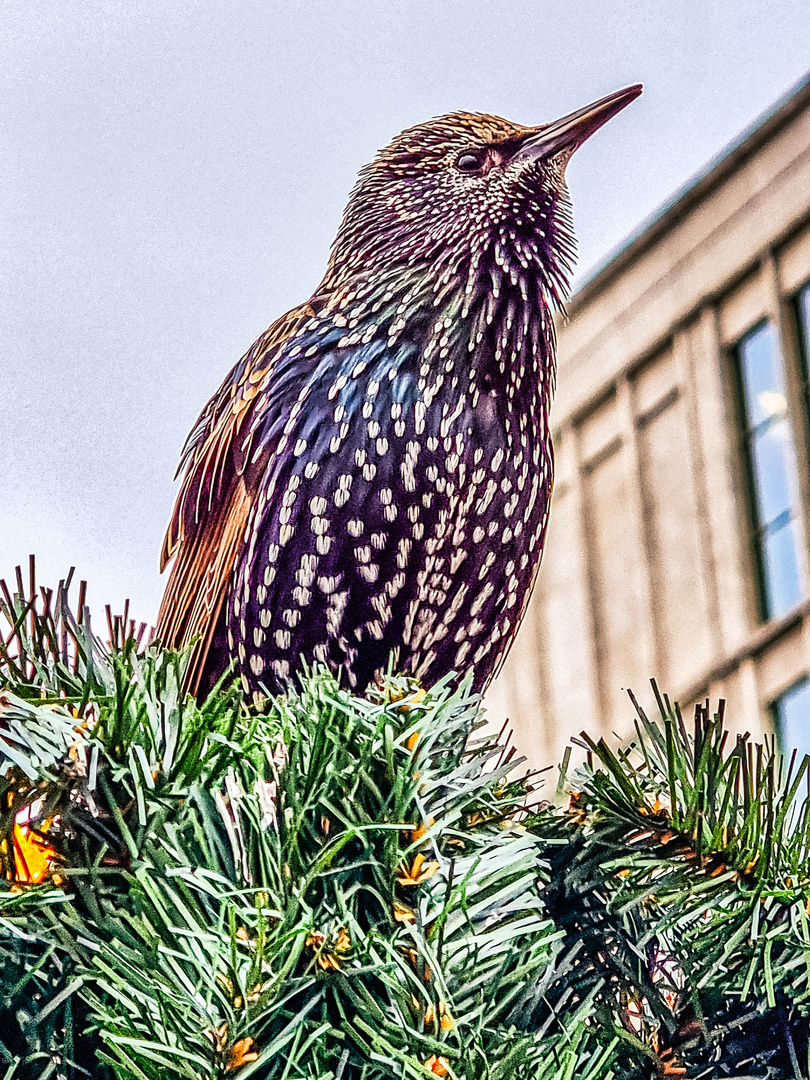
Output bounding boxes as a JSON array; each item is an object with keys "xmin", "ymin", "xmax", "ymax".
[{"xmin": 794, "ymin": 280, "xmax": 810, "ymax": 455}]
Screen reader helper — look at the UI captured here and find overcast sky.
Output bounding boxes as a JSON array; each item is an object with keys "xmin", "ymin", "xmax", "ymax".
[{"xmin": 3, "ymin": 0, "xmax": 810, "ymax": 627}]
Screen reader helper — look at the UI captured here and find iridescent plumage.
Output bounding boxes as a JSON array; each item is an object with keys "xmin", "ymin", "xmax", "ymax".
[{"xmin": 156, "ymin": 87, "xmax": 641, "ymax": 700}]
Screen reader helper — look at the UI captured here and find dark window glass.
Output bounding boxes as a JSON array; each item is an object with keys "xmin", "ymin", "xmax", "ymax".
[
  {"xmin": 737, "ymin": 322, "xmax": 806, "ymax": 619},
  {"xmin": 771, "ymin": 677, "xmax": 810, "ymax": 761}
]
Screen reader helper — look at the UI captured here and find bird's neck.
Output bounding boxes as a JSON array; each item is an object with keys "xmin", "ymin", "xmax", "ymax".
[{"xmin": 314, "ymin": 255, "xmax": 558, "ymax": 411}]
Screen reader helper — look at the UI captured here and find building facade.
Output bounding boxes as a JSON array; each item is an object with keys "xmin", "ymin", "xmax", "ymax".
[{"xmin": 487, "ymin": 73, "xmax": 810, "ymax": 770}]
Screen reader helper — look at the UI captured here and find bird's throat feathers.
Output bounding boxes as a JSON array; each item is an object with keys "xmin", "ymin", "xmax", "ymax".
[{"xmin": 305, "ymin": 222, "xmax": 564, "ymax": 415}]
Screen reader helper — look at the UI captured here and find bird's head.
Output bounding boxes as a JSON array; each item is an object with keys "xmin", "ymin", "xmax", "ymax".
[{"xmin": 324, "ymin": 85, "xmax": 641, "ymax": 311}]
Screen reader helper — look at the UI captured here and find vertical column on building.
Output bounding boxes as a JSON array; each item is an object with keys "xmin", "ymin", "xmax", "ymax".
[
  {"xmin": 502, "ymin": 519, "xmax": 555, "ymax": 761},
  {"xmin": 563, "ymin": 419, "xmax": 604, "ymax": 739},
  {"xmin": 673, "ymin": 325, "xmax": 724, "ymax": 663},
  {"xmin": 689, "ymin": 305, "xmax": 752, "ymax": 656},
  {"xmin": 578, "ymin": 377, "xmax": 658, "ymax": 729},
  {"xmin": 615, "ymin": 375, "xmax": 662, "ymax": 685}
]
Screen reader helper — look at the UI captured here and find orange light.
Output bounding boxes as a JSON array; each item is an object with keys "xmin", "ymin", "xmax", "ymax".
[{"xmin": 12, "ymin": 822, "xmax": 57, "ymax": 884}]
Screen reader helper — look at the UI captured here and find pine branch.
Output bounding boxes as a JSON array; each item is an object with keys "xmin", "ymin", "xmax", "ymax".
[{"xmin": 3, "ymin": 576, "xmax": 810, "ymax": 1078}]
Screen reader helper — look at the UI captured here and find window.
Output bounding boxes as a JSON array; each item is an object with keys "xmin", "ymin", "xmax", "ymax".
[
  {"xmin": 771, "ymin": 677, "xmax": 810, "ymax": 762},
  {"xmin": 736, "ymin": 322, "xmax": 806, "ymax": 619}
]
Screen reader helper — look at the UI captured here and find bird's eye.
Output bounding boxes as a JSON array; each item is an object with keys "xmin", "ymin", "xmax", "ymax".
[{"xmin": 456, "ymin": 150, "xmax": 487, "ymax": 174}]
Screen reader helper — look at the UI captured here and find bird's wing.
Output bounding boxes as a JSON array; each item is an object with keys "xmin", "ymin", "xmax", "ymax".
[{"xmin": 155, "ymin": 303, "xmax": 313, "ymax": 694}]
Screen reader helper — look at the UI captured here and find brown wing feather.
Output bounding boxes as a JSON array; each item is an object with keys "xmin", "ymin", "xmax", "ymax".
[
  {"xmin": 155, "ymin": 303, "xmax": 312, "ymax": 694},
  {"xmin": 156, "ymin": 477, "xmax": 251, "ymax": 695}
]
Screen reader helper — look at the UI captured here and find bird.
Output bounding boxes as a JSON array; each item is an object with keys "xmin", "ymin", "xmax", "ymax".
[{"xmin": 155, "ymin": 85, "xmax": 642, "ymax": 703}]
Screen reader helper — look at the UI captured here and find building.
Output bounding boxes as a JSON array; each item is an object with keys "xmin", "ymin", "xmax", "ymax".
[{"xmin": 487, "ymin": 72, "xmax": 810, "ymax": 770}]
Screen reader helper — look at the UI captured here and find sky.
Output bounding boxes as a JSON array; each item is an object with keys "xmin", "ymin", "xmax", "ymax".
[{"xmin": 3, "ymin": 0, "xmax": 810, "ymax": 627}]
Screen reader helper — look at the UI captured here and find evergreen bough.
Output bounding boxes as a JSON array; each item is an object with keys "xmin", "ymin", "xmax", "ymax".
[{"xmin": 1, "ymin": 564, "xmax": 809, "ymax": 1079}]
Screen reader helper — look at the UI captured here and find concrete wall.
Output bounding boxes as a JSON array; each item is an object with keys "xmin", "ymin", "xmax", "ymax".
[{"xmin": 486, "ymin": 77, "xmax": 810, "ymax": 772}]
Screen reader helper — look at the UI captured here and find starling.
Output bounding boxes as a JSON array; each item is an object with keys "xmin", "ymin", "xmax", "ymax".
[{"xmin": 156, "ymin": 85, "xmax": 642, "ymax": 701}]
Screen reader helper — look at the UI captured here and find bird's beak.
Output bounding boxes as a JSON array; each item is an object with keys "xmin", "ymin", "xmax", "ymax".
[{"xmin": 516, "ymin": 84, "xmax": 642, "ymax": 163}]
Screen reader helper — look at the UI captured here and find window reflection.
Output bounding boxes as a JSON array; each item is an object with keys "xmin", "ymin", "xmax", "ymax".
[
  {"xmin": 738, "ymin": 322, "xmax": 806, "ymax": 619},
  {"xmin": 757, "ymin": 390, "xmax": 787, "ymax": 420}
]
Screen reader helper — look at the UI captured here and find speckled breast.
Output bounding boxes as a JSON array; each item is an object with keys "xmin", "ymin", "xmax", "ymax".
[{"xmin": 227, "ymin": 332, "xmax": 553, "ymax": 700}]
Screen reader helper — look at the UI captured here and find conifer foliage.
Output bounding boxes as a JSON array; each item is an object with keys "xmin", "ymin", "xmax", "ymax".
[{"xmin": 1, "ymin": 564, "xmax": 810, "ymax": 1079}]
